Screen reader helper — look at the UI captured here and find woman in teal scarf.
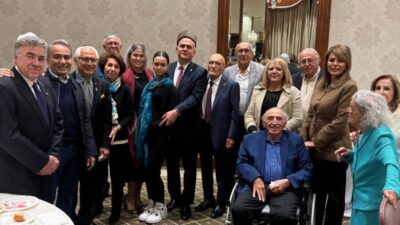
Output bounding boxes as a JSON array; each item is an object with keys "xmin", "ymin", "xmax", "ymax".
[
  {"xmin": 136, "ymin": 51, "xmax": 179, "ymax": 224},
  {"xmin": 336, "ymin": 90, "xmax": 400, "ymax": 225}
]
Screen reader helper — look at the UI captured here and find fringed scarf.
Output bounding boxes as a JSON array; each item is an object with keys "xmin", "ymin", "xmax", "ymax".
[
  {"xmin": 108, "ymin": 77, "xmax": 121, "ymax": 124},
  {"xmin": 135, "ymin": 76, "xmax": 173, "ymax": 166}
]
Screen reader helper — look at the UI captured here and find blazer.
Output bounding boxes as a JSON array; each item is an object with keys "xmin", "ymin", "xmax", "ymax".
[
  {"xmin": 236, "ymin": 130, "xmax": 312, "ymax": 193},
  {"xmin": 71, "ymin": 71, "xmax": 112, "ymax": 150},
  {"xmin": 301, "ymin": 73, "xmax": 357, "ymax": 161},
  {"xmin": 111, "ymin": 82, "xmax": 135, "ymax": 142},
  {"xmin": 168, "ymin": 61, "xmax": 207, "ymax": 125},
  {"xmin": 206, "ymin": 75, "xmax": 240, "ymax": 151},
  {"xmin": 43, "ymin": 69, "xmax": 97, "ymax": 157},
  {"xmin": 223, "ymin": 61, "xmax": 264, "ymax": 113},
  {"xmin": 347, "ymin": 126, "xmax": 400, "ymax": 210},
  {"xmin": 0, "ymin": 67, "xmax": 63, "ymax": 195},
  {"xmin": 244, "ymin": 84, "xmax": 303, "ymax": 132}
]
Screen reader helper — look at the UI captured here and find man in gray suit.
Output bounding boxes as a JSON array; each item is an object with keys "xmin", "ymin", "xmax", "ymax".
[{"xmin": 223, "ymin": 42, "xmax": 264, "ymax": 143}]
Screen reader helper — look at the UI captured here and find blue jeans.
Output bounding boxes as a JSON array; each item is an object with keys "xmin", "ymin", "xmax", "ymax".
[{"xmin": 56, "ymin": 143, "xmax": 79, "ymax": 218}]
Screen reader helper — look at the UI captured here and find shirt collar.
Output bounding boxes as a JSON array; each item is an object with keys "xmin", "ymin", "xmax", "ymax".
[
  {"xmin": 302, "ymin": 67, "xmax": 321, "ymax": 82},
  {"xmin": 75, "ymin": 70, "xmax": 92, "ymax": 83},
  {"xmin": 15, "ymin": 66, "xmax": 35, "ymax": 87},
  {"xmin": 209, "ymin": 74, "xmax": 222, "ymax": 86},
  {"xmin": 49, "ymin": 69, "xmax": 70, "ymax": 84},
  {"xmin": 177, "ymin": 62, "xmax": 190, "ymax": 70}
]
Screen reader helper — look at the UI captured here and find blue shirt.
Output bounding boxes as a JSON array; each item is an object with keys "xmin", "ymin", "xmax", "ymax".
[{"xmin": 264, "ymin": 139, "xmax": 283, "ymax": 183}]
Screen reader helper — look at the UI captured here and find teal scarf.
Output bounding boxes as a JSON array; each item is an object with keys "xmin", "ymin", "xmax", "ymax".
[{"xmin": 108, "ymin": 77, "xmax": 121, "ymax": 124}]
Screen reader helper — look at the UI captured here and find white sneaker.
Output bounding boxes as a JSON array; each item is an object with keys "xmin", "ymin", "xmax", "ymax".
[
  {"xmin": 145, "ymin": 202, "xmax": 168, "ymax": 224},
  {"xmin": 138, "ymin": 199, "xmax": 154, "ymax": 222}
]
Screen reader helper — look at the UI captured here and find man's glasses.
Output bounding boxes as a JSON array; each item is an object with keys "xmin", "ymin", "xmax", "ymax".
[
  {"xmin": 300, "ymin": 57, "xmax": 319, "ymax": 65},
  {"xmin": 78, "ymin": 57, "xmax": 98, "ymax": 64}
]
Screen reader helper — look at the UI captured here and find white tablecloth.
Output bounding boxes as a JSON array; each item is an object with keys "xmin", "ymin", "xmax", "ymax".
[{"xmin": 0, "ymin": 193, "xmax": 73, "ymax": 225}]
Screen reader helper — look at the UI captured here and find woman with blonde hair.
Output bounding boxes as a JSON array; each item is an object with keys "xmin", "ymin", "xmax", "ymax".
[{"xmin": 244, "ymin": 57, "xmax": 302, "ymax": 133}]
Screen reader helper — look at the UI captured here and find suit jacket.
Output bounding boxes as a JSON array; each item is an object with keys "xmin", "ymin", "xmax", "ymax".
[
  {"xmin": 223, "ymin": 61, "xmax": 264, "ymax": 113},
  {"xmin": 292, "ymin": 68, "xmax": 324, "ymax": 91},
  {"xmin": 244, "ymin": 84, "xmax": 303, "ymax": 132},
  {"xmin": 236, "ymin": 130, "xmax": 312, "ymax": 193},
  {"xmin": 347, "ymin": 126, "xmax": 400, "ymax": 210},
  {"xmin": 43, "ymin": 69, "xmax": 97, "ymax": 157},
  {"xmin": 0, "ymin": 67, "xmax": 63, "ymax": 195},
  {"xmin": 301, "ymin": 73, "xmax": 357, "ymax": 161},
  {"xmin": 206, "ymin": 75, "xmax": 240, "ymax": 151},
  {"xmin": 168, "ymin": 61, "xmax": 207, "ymax": 127},
  {"xmin": 71, "ymin": 71, "xmax": 112, "ymax": 151}
]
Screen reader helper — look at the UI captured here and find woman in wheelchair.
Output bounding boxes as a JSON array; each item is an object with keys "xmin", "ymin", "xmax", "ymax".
[{"xmin": 230, "ymin": 108, "xmax": 313, "ymax": 225}]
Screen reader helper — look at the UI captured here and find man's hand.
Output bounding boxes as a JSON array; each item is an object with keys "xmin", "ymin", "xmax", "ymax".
[
  {"xmin": 304, "ymin": 141, "xmax": 315, "ymax": 148},
  {"xmin": 252, "ymin": 177, "xmax": 266, "ymax": 202},
  {"xmin": 86, "ymin": 156, "xmax": 96, "ymax": 171},
  {"xmin": 159, "ymin": 109, "xmax": 179, "ymax": 126},
  {"xmin": 0, "ymin": 68, "xmax": 14, "ymax": 77},
  {"xmin": 226, "ymin": 138, "xmax": 235, "ymax": 150},
  {"xmin": 37, "ymin": 155, "xmax": 59, "ymax": 176},
  {"xmin": 99, "ymin": 147, "xmax": 110, "ymax": 160},
  {"xmin": 269, "ymin": 178, "xmax": 290, "ymax": 194}
]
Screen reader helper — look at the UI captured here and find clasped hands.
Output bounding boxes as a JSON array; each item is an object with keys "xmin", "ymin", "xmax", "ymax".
[{"xmin": 252, "ymin": 177, "xmax": 290, "ymax": 202}]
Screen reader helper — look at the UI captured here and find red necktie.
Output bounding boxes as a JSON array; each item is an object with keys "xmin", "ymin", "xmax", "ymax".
[
  {"xmin": 175, "ymin": 66, "xmax": 184, "ymax": 88},
  {"xmin": 205, "ymin": 81, "xmax": 213, "ymax": 123}
]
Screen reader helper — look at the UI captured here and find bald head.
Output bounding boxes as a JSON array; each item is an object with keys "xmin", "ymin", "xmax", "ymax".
[{"xmin": 208, "ymin": 53, "xmax": 226, "ymax": 80}]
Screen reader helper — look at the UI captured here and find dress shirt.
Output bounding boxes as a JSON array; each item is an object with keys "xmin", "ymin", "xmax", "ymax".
[
  {"xmin": 301, "ymin": 67, "xmax": 320, "ymax": 115},
  {"xmin": 173, "ymin": 62, "xmax": 190, "ymax": 86},
  {"xmin": 234, "ymin": 67, "xmax": 250, "ymax": 115},
  {"xmin": 202, "ymin": 75, "xmax": 222, "ymax": 120},
  {"xmin": 264, "ymin": 138, "xmax": 283, "ymax": 183}
]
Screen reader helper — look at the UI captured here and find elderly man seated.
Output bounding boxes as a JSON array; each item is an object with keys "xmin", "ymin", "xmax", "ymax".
[{"xmin": 231, "ymin": 107, "xmax": 313, "ymax": 225}]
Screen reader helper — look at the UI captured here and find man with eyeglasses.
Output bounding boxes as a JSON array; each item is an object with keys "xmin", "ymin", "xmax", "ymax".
[
  {"xmin": 160, "ymin": 30, "xmax": 207, "ymax": 220},
  {"xmin": 292, "ymin": 48, "xmax": 322, "ymax": 115},
  {"xmin": 0, "ymin": 32, "xmax": 63, "ymax": 203},
  {"xmin": 195, "ymin": 53, "xmax": 240, "ymax": 219},
  {"xmin": 71, "ymin": 46, "xmax": 112, "ymax": 225}
]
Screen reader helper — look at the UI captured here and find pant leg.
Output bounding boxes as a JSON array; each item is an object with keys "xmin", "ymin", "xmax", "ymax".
[
  {"xmin": 268, "ymin": 191, "xmax": 299, "ymax": 225},
  {"xmin": 166, "ymin": 132, "xmax": 182, "ymax": 202},
  {"xmin": 180, "ymin": 136, "xmax": 197, "ymax": 205},
  {"xmin": 198, "ymin": 121, "xmax": 214, "ymax": 201},
  {"xmin": 231, "ymin": 190, "xmax": 268, "ymax": 225},
  {"xmin": 78, "ymin": 152, "xmax": 98, "ymax": 225},
  {"xmin": 214, "ymin": 148, "xmax": 235, "ymax": 206},
  {"xmin": 146, "ymin": 140, "xmax": 167, "ymax": 203}
]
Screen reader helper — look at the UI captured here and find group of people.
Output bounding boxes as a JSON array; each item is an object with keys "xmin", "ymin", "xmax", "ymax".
[{"xmin": 0, "ymin": 30, "xmax": 399, "ymax": 225}]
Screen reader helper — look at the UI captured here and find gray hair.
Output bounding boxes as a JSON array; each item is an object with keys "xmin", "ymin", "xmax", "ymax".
[
  {"xmin": 125, "ymin": 42, "xmax": 147, "ymax": 70},
  {"xmin": 351, "ymin": 90, "xmax": 391, "ymax": 128},
  {"xmin": 103, "ymin": 34, "xmax": 121, "ymax": 45},
  {"xmin": 74, "ymin": 46, "xmax": 99, "ymax": 59},
  {"xmin": 14, "ymin": 32, "xmax": 47, "ymax": 56},
  {"xmin": 48, "ymin": 39, "xmax": 72, "ymax": 56},
  {"xmin": 298, "ymin": 48, "xmax": 320, "ymax": 61},
  {"xmin": 262, "ymin": 107, "xmax": 288, "ymax": 123}
]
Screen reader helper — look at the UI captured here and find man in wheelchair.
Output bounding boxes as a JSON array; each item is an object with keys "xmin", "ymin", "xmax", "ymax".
[{"xmin": 231, "ymin": 108, "xmax": 313, "ymax": 225}]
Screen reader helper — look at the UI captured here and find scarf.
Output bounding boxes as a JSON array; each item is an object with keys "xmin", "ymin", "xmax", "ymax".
[
  {"xmin": 108, "ymin": 77, "xmax": 121, "ymax": 124},
  {"xmin": 135, "ymin": 76, "xmax": 173, "ymax": 166},
  {"xmin": 121, "ymin": 68, "xmax": 154, "ymax": 96}
]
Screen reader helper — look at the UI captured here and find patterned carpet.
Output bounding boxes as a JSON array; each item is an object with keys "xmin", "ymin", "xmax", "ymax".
[{"xmin": 93, "ymin": 168, "xmax": 350, "ymax": 225}]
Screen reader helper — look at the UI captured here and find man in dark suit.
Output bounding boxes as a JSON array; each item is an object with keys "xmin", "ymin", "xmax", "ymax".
[
  {"xmin": 160, "ymin": 30, "xmax": 208, "ymax": 220},
  {"xmin": 0, "ymin": 32, "xmax": 63, "ymax": 203},
  {"xmin": 71, "ymin": 46, "xmax": 112, "ymax": 225},
  {"xmin": 232, "ymin": 108, "xmax": 313, "ymax": 225},
  {"xmin": 40, "ymin": 40, "xmax": 97, "ymax": 221},
  {"xmin": 194, "ymin": 54, "xmax": 240, "ymax": 218}
]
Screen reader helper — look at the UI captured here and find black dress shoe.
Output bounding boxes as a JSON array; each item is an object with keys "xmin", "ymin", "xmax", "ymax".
[
  {"xmin": 167, "ymin": 199, "xmax": 181, "ymax": 212},
  {"xmin": 195, "ymin": 199, "xmax": 216, "ymax": 212},
  {"xmin": 108, "ymin": 214, "xmax": 119, "ymax": 224},
  {"xmin": 180, "ymin": 205, "xmax": 192, "ymax": 220},
  {"xmin": 210, "ymin": 205, "xmax": 226, "ymax": 219}
]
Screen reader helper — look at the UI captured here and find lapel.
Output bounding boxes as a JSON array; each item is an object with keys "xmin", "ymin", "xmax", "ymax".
[
  {"xmin": 213, "ymin": 76, "xmax": 227, "ymax": 109},
  {"xmin": 168, "ymin": 62, "xmax": 177, "ymax": 80},
  {"xmin": 178, "ymin": 62, "xmax": 194, "ymax": 90},
  {"xmin": 247, "ymin": 62, "xmax": 258, "ymax": 102},
  {"xmin": 255, "ymin": 131, "xmax": 267, "ymax": 178},
  {"xmin": 12, "ymin": 67, "xmax": 50, "ymax": 128},
  {"xmin": 355, "ymin": 127, "xmax": 373, "ymax": 151},
  {"xmin": 91, "ymin": 77, "xmax": 100, "ymax": 114},
  {"xmin": 277, "ymin": 86, "xmax": 290, "ymax": 108}
]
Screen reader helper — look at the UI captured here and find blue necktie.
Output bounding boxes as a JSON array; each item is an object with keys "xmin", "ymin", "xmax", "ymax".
[{"xmin": 32, "ymin": 82, "xmax": 49, "ymax": 125}]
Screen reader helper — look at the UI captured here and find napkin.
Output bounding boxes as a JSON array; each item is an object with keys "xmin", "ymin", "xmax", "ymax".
[{"xmin": 37, "ymin": 212, "xmax": 71, "ymax": 225}]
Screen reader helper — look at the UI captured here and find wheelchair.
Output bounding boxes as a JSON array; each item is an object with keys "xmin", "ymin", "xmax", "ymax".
[{"xmin": 225, "ymin": 180, "xmax": 316, "ymax": 225}]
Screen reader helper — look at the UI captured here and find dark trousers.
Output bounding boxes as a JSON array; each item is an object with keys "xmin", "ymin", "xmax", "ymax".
[
  {"xmin": 312, "ymin": 156, "xmax": 347, "ymax": 225},
  {"xmin": 56, "ymin": 143, "xmax": 80, "ymax": 218},
  {"xmin": 90, "ymin": 158, "xmax": 109, "ymax": 215},
  {"xmin": 166, "ymin": 124, "xmax": 197, "ymax": 205},
  {"xmin": 109, "ymin": 143, "xmax": 132, "ymax": 218},
  {"xmin": 146, "ymin": 138, "xmax": 168, "ymax": 203},
  {"xmin": 198, "ymin": 121, "xmax": 214, "ymax": 202},
  {"xmin": 232, "ymin": 189, "xmax": 298, "ymax": 225}
]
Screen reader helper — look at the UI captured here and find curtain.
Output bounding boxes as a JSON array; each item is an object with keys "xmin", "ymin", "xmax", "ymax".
[{"xmin": 264, "ymin": 0, "xmax": 318, "ymax": 59}]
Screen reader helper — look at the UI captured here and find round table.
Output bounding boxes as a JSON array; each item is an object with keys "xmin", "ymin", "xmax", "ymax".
[{"xmin": 0, "ymin": 193, "xmax": 74, "ymax": 225}]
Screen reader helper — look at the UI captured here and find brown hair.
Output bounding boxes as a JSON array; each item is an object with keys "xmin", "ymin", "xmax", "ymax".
[
  {"xmin": 370, "ymin": 74, "xmax": 400, "ymax": 109},
  {"xmin": 323, "ymin": 44, "xmax": 352, "ymax": 84},
  {"xmin": 98, "ymin": 52, "xmax": 126, "ymax": 76}
]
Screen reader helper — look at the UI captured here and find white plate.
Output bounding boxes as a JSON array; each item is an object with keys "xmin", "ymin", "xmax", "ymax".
[
  {"xmin": 0, "ymin": 211, "xmax": 35, "ymax": 224},
  {"xmin": 1, "ymin": 196, "xmax": 38, "ymax": 212}
]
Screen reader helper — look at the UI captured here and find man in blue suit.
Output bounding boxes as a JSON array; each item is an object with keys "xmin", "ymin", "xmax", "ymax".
[
  {"xmin": 232, "ymin": 108, "xmax": 312, "ymax": 225},
  {"xmin": 195, "ymin": 53, "xmax": 240, "ymax": 218},
  {"xmin": 160, "ymin": 30, "xmax": 208, "ymax": 220},
  {"xmin": 0, "ymin": 32, "xmax": 63, "ymax": 203}
]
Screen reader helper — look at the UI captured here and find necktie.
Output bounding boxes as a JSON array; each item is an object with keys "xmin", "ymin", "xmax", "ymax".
[
  {"xmin": 82, "ymin": 80, "xmax": 92, "ymax": 113},
  {"xmin": 175, "ymin": 66, "xmax": 184, "ymax": 88},
  {"xmin": 205, "ymin": 81, "xmax": 213, "ymax": 123},
  {"xmin": 32, "ymin": 82, "xmax": 49, "ymax": 125}
]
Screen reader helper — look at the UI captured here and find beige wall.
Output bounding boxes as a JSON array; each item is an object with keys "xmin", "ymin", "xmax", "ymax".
[
  {"xmin": 0, "ymin": 0, "xmax": 218, "ymax": 69},
  {"xmin": 329, "ymin": 0, "xmax": 400, "ymax": 90}
]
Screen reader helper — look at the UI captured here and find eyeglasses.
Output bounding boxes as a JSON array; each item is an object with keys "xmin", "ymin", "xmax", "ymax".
[
  {"xmin": 300, "ymin": 57, "xmax": 319, "ymax": 65},
  {"xmin": 78, "ymin": 57, "xmax": 98, "ymax": 64},
  {"xmin": 208, "ymin": 61, "xmax": 223, "ymax": 66},
  {"xmin": 236, "ymin": 48, "xmax": 251, "ymax": 54}
]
